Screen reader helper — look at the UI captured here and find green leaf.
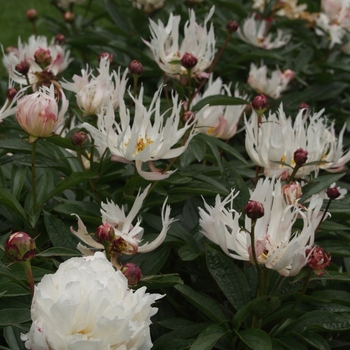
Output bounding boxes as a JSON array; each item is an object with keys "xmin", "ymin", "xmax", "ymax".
[
  {"xmin": 192, "ymin": 95, "xmax": 248, "ymax": 112},
  {"xmin": 236, "ymin": 329, "xmax": 272, "ymax": 350},
  {"xmin": 0, "ymin": 308, "xmax": 31, "ymax": 326},
  {"xmin": 276, "ymin": 337, "xmax": 308, "ymax": 350},
  {"xmin": 10, "ymin": 163, "xmax": 26, "ymax": 200},
  {"xmin": 292, "ymin": 331, "xmax": 331, "ymax": 350},
  {"xmin": 0, "ymin": 282, "xmax": 30, "ymax": 297},
  {"xmin": 3, "ymin": 326, "xmax": 26, "ymax": 350},
  {"xmin": 318, "ymin": 240, "xmax": 350, "ymax": 256},
  {"xmin": 206, "ymin": 246, "xmax": 251, "ymax": 310},
  {"xmin": 138, "ymin": 274, "xmax": 183, "ymax": 290},
  {"xmin": 36, "ymin": 247, "xmax": 80, "ymax": 257},
  {"xmin": 178, "ymin": 244, "xmax": 201, "ymax": 261},
  {"xmin": 174, "ymin": 284, "xmax": 228, "ymax": 324},
  {"xmin": 189, "ymin": 324, "xmax": 229, "ymax": 350},
  {"xmin": 300, "ymin": 173, "xmax": 345, "ymax": 202},
  {"xmin": 0, "ymin": 188, "xmax": 27, "ymax": 223},
  {"xmin": 43, "ymin": 211, "xmax": 80, "ymax": 250}
]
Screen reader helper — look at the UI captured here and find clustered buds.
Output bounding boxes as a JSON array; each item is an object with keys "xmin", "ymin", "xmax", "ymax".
[
  {"xmin": 252, "ymin": 94, "xmax": 268, "ymax": 113},
  {"xmin": 15, "ymin": 60, "xmax": 30, "ymax": 75},
  {"xmin": 121, "ymin": 263, "xmax": 142, "ymax": 286},
  {"xmin": 226, "ymin": 20, "xmax": 239, "ymax": 33},
  {"xmin": 326, "ymin": 187, "xmax": 341, "ymax": 200},
  {"xmin": 71, "ymin": 131, "xmax": 88, "ymax": 147},
  {"xmin": 181, "ymin": 52, "xmax": 198, "ymax": 69},
  {"xmin": 129, "ymin": 60, "xmax": 144, "ymax": 75},
  {"xmin": 95, "ymin": 222, "xmax": 115, "ymax": 244},
  {"xmin": 5, "ymin": 232, "xmax": 36, "ymax": 262},
  {"xmin": 306, "ymin": 246, "xmax": 331, "ymax": 276},
  {"xmin": 293, "ymin": 148, "xmax": 308, "ymax": 166},
  {"xmin": 245, "ymin": 200, "xmax": 264, "ymax": 220},
  {"xmin": 26, "ymin": 9, "xmax": 37, "ymax": 22}
]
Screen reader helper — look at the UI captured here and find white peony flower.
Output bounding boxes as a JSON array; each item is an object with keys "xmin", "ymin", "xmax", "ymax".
[
  {"xmin": 199, "ymin": 178, "xmax": 324, "ymax": 276},
  {"xmin": 244, "ymin": 104, "xmax": 350, "ymax": 178},
  {"xmin": 143, "ymin": 7, "xmax": 216, "ymax": 79},
  {"xmin": 71, "ymin": 184, "xmax": 175, "ymax": 259},
  {"xmin": 21, "ymin": 252, "xmax": 163, "ymax": 350},
  {"xmin": 62, "ymin": 58, "xmax": 129, "ymax": 116},
  {"xmin": 248, "ymin": 63, "xmax": 292, "ymax": 99},
  {"xmin": 237, "ymin": 14, "xmax": 291, "ymax": 50},
  {"xmin": 82, "ymin": 86, "xmax": 197, "ymax": 180},
  {"xmin": 3, "ymin": 35, "xmax": 72, "ymax": 89},
  {"xmin": 192, "ymin": 76, "xmax": 248, "ymax": 140}
]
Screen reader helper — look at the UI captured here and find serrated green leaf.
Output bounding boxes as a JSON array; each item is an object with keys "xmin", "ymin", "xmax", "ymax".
[
  {"xmin": 236, "ymin": 329, "xmax": 272, "ymax": 350},
  {"xmin": 189, "ymin": 324, "xmax": 229, "ymax": 350}
]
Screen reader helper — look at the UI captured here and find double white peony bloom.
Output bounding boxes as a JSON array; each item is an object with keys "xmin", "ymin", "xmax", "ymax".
[
  {"xmin": 199, "ymin": 178, "xmax": 324, "ymax": 276},
  {"xmin": 21, "ymin": 252, "xmax": 163, "ymax": 350}
]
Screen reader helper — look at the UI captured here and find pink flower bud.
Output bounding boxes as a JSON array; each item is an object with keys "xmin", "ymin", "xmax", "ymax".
[
  {"xmin": 5, "ymin": 232, "xmax": 36, "ymax": 262},
  {"xmin": 128, "ymin": 60, "xmax": 144, "ymax": 75},
  {"xmin": 245, "ymin": 200, "xmax": 264, "ymax": 220},
  {"xmin": 298, "ymin": 102, "xmax": 309, "ymax": 110},
  {"xmin": 293, "ymin": 148, "xmax": 308, "ymax": 166},
  {"xmin": 306, "ymin": 246, "xmax": 331, "ymax": 276},
  {"xmin": 182, "ymin": 111, "xmax": 196, "ymax": 124},
  {"xmin": 282, "ymin": 182, "xmax": 302, "ymax": 205},
  {"xmin": 283, "ymin": 69, "xmax": 294, "ymax": 81},
  {"xmin": 226, "ymin": 20, "xmax": 239, "ymax": 33},
  {"xmin": 6, "ymin": 88, "xmax": 18, "ymax": 101},
  {"xmin": 95, "ymin": 222, "xmax": 115, "ymax": 244},
  {"xmin": 71, "ymin": 131, "xmax": 88, "ymax": 147},
  {"xmin": 326, "ymin": 187, "xmax": 341, "ymax": 200},
  {"xmin": 181, "ymin": 52, "xmax": 198, "ymax": 69},
  {"xmin": 34, "ymin": 48, "xmax": 52, "ymax": 68},
  {"xmin": 63, "ymin": 11, "xmax": 75, "ymax": 23},
  {"xmin": 15, "ymin": 60, "xmax": 30, "ymax": 75},
  {"xmin": 251, "ymin": 94, "xmax": 268, "ymax": 112},
  {"xmin": 55, "ymin": 33, "xmax": 65, "ymax": 45},
  {"xmin": 121, "ymin": 263, "xmax": 142, "ymax": 286},
  {"xmin": 99, "ymin": 52, "xmax": 113, "ymax": 63},
  {"xmin": 26, "ymin": 9, "xmax": 38, "ymax": 22},
  {"xmin": 16, "ymin": 85, "xmax": 68, "ymax": 143}
]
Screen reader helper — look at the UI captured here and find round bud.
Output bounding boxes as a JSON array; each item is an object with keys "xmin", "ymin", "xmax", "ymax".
[
  {"xmin": 182, "ymin": 111, "xmax": 196, "ymax": 124},
  {"xmin": 95, "ymin": 222, "xmax": 115, "ymax": 244},
  {"xmin": 181, "ymin": 52, "xmax": 198, "ymax": 69},
  {"xmin": 128, "ymin": 60, "xmax": 144, "ymax": 75},
  {"xmin": 326, "ymin": 187, "xmax": 341, "ymax": 200},
  {"xmin": 293, "ymin": 148, "xmax": 308, "ymax": 166},
  {"xmin": 63, "ymin": 11, "xmax": 75, "ymax": 23},
  {"xmin": 226, "ymin": 20, "xmax": 239, "ymax": 33},
  {"xmin": 283, "ymin": 69, "xmax": 294, "ymax": 81},
  {"xmin": 121, "ymin": 263, "xmax": 142, "ymax": 286},
  {"xmin": 6, "ymin": 88, "xmax": 18, "ymax": 101},
  {"xmin": 26, "ymin": 9, "xmax": 38, "ymax": 22},
  {"xmin": 245, "ymin": 200, "xmax": 264, "ymax": 220},
  {"xmin": 99, "ymin": 52, "xmax": 113, "ymax": 63},
  {"xmin": 5, "ymin": 232, "xmax": 36, "ymax": 262},
  {"xmin": 34, "ymin": 48, "xmax": 52, "ymax": 68},
  {"xmin": 306, "ymin": 246, "xmax": 331, "ymax": 276},
  {"xmin": 298, "ymin": 102, "xmax": 309, "ymax": 110},
  {"xmin": 71, "ymin": 131, "xmax": 88, "ymax": 147},
  {"xmin": 55, "ymin": 33, "xmax": 65, "ymax": 45},
  {"xmin": 251, "ymin": 94, "xmax": 268, "ymax": 112},
  {"xmin": 15, "ymin": 60, "xmax": 30, "ymax": 75}
]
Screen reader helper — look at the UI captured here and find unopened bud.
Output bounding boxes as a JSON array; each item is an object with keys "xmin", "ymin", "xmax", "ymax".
[
  {"xmin": 182, "ymin": 110, "xmax": 196, "ymax": 124},
  {"xmin": 251, "ymin": 94, "xmax": 268, "ymax": 112},
  {"xmin": 282, "ymin": 182, "xmax": 302, "ymax": 205},
  {"xmin": 293, "ymin": 148, "xmax": 308, "ymax": 166},
  {"xmin": 306, "ymin": 246, "xmax": 331, "ymax": 276},
  {"xmin": 245, "ymin": 200, "xmax": 264, "ymax": 220},
  {"xmin": 6, "ymin": 88, "xmax": 18, "ymax": 101},
  {"xmin": 26, "ymin": 9, "xmax": 38, "ymax": 22},
  {"xmin": 121, "ymin": 263, "xmax": 142, "ymax": 286},
  {"xmin": 63, "ymin": 11, "xmax": 75, "ymax": 23},
  {"xmin": 5, "ymin": 232, "xmax": 36, "ymax": 262},
  {"xmin": 226, "ymin": 20, "xmax": 239, "ymax": 33},
  {"xmin": 326, "ymin": 187, "xmax": 341, "ymax": 200},
  {"xmin": 99, "ymin": 52, "xmax": 113, "ymax": 63},
  {"xmin": 15, "ymin": 60, "xmax": 30, "ymax": 75},
  {"xmin": 283, "ymin": 69, "xmax": 294, "ymax": 81},
  {"xmin": 298, "ymin": 102, "xmax": 309, "ymax": 110},
  {"xmin": 95, "ymin": 222, "xmax": 115, "ymax": 244},
  {"xmin": 128, "ymin": 60, "xmax": 144, "ymax": 75},
  {"xmin": 34, "ymin": 48, "xmax": 52, "ymax": 68},
  {"xmin": 55, "ymin": 33, "xmax": 65, "ymax": 45},
  {"xmin": 71, "ymin": 131, "xmax": 88, "ymax": 147},
  {"xmin": 181, "ymin": 52, "xmax": 198, "ymax": 69}
]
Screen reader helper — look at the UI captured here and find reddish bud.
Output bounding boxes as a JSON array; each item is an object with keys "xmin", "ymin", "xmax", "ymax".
[
  {"xmin": 245, "ymin": 200, "xmax": 264, "ymax": 220},
  {"xmin": 306, "ymin": 246, "xmax": 331, "ymax": 276},
  {"xmin": 26, "ymin": 9, "xmax": 38, "ymax": 22},
  {"xmin": 293, "ymin": 148, "xmax": 308, "ymax": 166},
  {"xmin": 181, "ymin": 52, "xmax": 198, "ymax": 69},
  {"xmin": 182, "ymin": 110, "xmax": 196, "ymax": 124},
  {"xmin": 71, "ymin": 131, "xmax": 88, "ymax": 147},
  {"xmin": 34, "ymin": 48, "xmax": 52, "ymax": 68},
  {"xmin": 128, "ymin": 60, "xmax": 144, "ymax": 75},
  {"xmin": 63, "ymin": 11, "xmax": 75, "ymax": 23},
  {"xmin": 6, "ymin": 88, "xmax": 18, "ymax": 101},
  {"xmin": 15, "ymin": 60, "xmax": 30, "ymax": 75},
  {"xmin": 121, "ymin": 263, "xmax": 142, "ymax": 286},
  {"xmin": 55, "ymin": 33, "xmax": 65, "ymax": 45},
  {"xmin": 99, "ymin": 52, "xmax": 113, "ymax": 63},
  {"xmin": 252, "ymin": 94, "xmax": 268, "ymax": 112},
  {"xmin": 226, "ymin": 20, "xmax": 239, "ymax": 33},
  {"xmin": 298, "ymin": 102, "xmax": 309, "ymax": 110},
  {"xmin": 326, "ymin": 187, "xmax": 341, "ymax": 200},
  {"xmin": 5, "ymin": 232, "xmax": 36, "ymax": 262},
  {"xmin": 283, "ymin": 69, "xmax": 294, "ymax": 81},
  {"xmin": 95, "ymin": 222, "xmax": 115, "ymax": 244}
]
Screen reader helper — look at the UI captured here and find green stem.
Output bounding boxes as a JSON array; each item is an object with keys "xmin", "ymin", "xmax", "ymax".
[
  {"xmin": 315, "ymin": 198, "xmax": 332, "ymax": 233},
  {"xmin": 21, "ymin": 260, "xmax": 34, "ymax": 296},
  {"xmin": 31, "ymin": 140, "xmax": 38, "ymax": 210},
  {"xmin": 288, "ymin": 164, "xmax": 301, "ymax": 182},
  {"xmin": 269, "ymin": 269, "xmax": 312, "ymax": 337}
]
